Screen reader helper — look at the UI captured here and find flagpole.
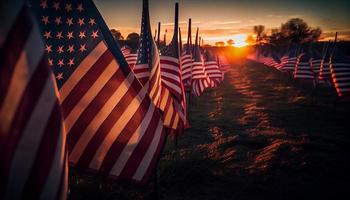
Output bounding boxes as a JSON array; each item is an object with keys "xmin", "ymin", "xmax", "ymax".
[{"xmin": 157, "ymin": 22, "xmax": 161, "ymax": 47}]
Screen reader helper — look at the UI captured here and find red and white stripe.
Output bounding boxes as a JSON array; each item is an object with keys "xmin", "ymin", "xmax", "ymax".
[
  {"xmin": 181, "ymin": 54, "xmax": 193, "ymax": 88},
  {"xmin": 0, "ymin": 3, "xmax": 67, "ymax": 199},
  {"xmin": 121, "ymin": 47, "xmax": 137, "ymax": 70},
  {"xmin": 281, "ymin": 56, "xmax": 298, "ymax": 73},
  {"xmin": 204, "ymin": 61, "xmax": 223, "ymax": 87},
  {"xmin": 319, "ymin": 59, "xmax": 332, "ymax": 81},
  {"xmin": 61, "ymin": 41, "xmax": 165, "ymax": 184},
  {"xmin": 294, "ymin": 55, "xmax": 315, "ymax": 79},
  {"xmin": 329, "ymin": 59, "xmax": 350, "ymax": 97},
  {"xmin": 192, "ymin": 61, "xmax": 210, "ymax": 96}
]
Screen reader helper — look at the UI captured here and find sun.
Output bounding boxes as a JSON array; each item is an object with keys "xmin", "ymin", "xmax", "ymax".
[{"xmin": 232, "ymin": 34, "xmax": 248, "ymax": 48}]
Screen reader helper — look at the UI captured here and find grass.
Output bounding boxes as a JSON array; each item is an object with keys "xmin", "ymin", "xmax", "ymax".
[{"xmin": 68, "ymin": 59, "xmax": 350, "ymax": 200}]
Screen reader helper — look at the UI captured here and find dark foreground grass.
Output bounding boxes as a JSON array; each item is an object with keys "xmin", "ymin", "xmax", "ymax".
[{"xmin": 69, "ymin": 59, "xmax": 350, "ymax": 200}]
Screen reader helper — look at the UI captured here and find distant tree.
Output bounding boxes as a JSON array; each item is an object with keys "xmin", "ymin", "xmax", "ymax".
[
  {"xmin": 253, "ymin": 25, "xmax": 265, "ymax": 44},
  {"xmin": 309, "ymin": 27, "xmax": 322, "ymax": 42},
  {"xmin": 215, "ymin": 41, "xmax": 225, "ymax": 47},
  {"xmin": 246, "ymin": 35, "xmax": 255, "ymax": 45},
  {"xmin": 110, "ymin": 29, "xmax": 124, "ymax": 40},
  {"xmin": 281, "ymin": 18, "xmax": 310, "ymax": 44},
  {"xmin": 126, "ymin": 32, "xmax": 140, "ymax": 50},
  {"xmin": 226, "ymin": 39, "xmax": 234, "ymax": 46}
]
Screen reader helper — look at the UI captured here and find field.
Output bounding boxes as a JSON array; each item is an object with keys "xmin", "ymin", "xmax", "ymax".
[{"xmin": 69, "ymin": 50, "xmax": 350, "ymax": 200}]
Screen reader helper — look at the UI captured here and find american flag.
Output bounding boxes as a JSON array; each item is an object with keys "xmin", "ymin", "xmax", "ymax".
[
  {"xmin": 329, "ymin": 47, "xmax": 350, "ymax": 97},
  {"xmin": 159, "ymin": 3, "xmax": 187, "ymax": 131},
  {"xmin": 135, "ymin": 0, "xmax": 162, "ymax": 108},
  {"xmin": 191, "ymin": 28, "xmax": 209, "ymax": 96},
  {"xmin": 181, "ymin": 19, "xmax": 193, "ymax": 90},
  {"xmin": 34, "ymin": 0, "xmax": 165, "ymax": 184},
  {"xmin": 204, "ymin": 50, "xmax": 223, "ymax": 87},
  {"xmin": 0, "ymin": 1, "xmax": 67, "ymax": 199},
  {"xmin": 294, "ymin": 53, "xmax": 315, "ymax": 79},
  {"xmin": 121, "ymin": 46, "xmax": 137, "ymax": 70}
]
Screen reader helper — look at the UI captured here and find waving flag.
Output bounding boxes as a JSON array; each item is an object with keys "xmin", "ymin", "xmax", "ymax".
[
  {"xmin": 159, "ymin": 3, "xmax": 187, "ymax": 132},
  {"xmin": 181, "ymin": 19, "xmax": 193, "ymax": 90},
  {"xmin": 34, "ymin": 0, "xmax": 165, "ymax": 184},
  {"xmin": 294, "ymin": 53, "xmax": 315, "ymax": 80},
  {"xmin": 121, "ymin": 46, "xmax": 137, "ymax": 70},
  {"xmin": 0, "ymin": 1, "xmax": 67, "ymax": 199},
  {"xmin": 135, "ymin": 0, "xmax": 162, "ymax": 108},
  {"xmin": 204, "ymin": 50, "xmax": 223, "ymax": 87},
  {"xmin": 192, "ymin": 28, "xmax": 209, "ymax": 96},
  {"xmin": 329, "ymin": 47, "xmax": 350, "ymax": 97}
]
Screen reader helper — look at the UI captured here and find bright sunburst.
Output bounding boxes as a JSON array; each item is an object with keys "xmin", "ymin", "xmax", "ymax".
[{"xmin": 232, "ymin": 34, "xmax": 248, "ymax": 48}]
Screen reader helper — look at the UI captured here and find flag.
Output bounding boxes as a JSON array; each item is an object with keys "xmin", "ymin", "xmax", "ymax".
[
  {"xmin": 181, "ymin": 19, "xmax": 193, "ymax": 90},
  {"xmin": 0, "ymin": 1, "xmax": 67, "ymax": 199},
  {"xmin": 121, "ymin": 46, "xmax": 137, "ymax": 70},
  {"xmin": 135, "ymin": 0, "xmax": 162, "ymax": 108},
  {"xmin": 204, "ymin": 50, "xmax": 223, "ymax": 87},
  {"xmin": 191, "ymin": 28, "xmax": 209, "ymax": 96},
  {"xmin": 34, "ymin": 0, "xmax": 165, "ymax": 184},
  {"xmin": 159, "ymin": 3, "xmax": 187, "ymax": 132},
  {"xmin": 329, "ymin": 47, "xmax": 350, "ymax": 97},
  {"xmin": 294, "ymin": 53, "xmax": 315, "ymax": 79}
]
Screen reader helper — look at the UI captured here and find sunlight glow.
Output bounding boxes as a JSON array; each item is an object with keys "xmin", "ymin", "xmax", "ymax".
[{"xmin": 232, "ymin": 34, "xmax": 248, "ymax": 48}]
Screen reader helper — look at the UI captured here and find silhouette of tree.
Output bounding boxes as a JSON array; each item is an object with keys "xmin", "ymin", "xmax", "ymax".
[
  {"xmin": 227, "ymin": 39, "xmax": 234, "ymax": 46},
  {"xmin": 126, "ymin": 32, "xmax": 140, "ymax": 50},
  {"xmin": 215, "ymin": 41, "xmax": 225, "ymax": 47},
  {"xmin": 253, "ymin": 25, "xmax": 265, "ymax": 44},
  {"xmin": 281, "ymin": 18, "xmax": 311, "ymax": 44},
  {"xmin": 309, "ymin": 27, "xmax": 322, "ymax": 42},
  {"xmin": 110, "ymin": 29, "xmax": 124, "ymax": 40}
]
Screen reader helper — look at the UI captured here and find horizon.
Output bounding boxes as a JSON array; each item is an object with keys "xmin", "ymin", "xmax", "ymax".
[{"xmin": 94, "ymin": 0, "xmax": 350, "ymax": 45}]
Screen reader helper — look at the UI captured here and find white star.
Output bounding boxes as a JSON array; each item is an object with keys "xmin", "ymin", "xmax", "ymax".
[
  {"xmin": 57, "ymin": 45, "xmax": 64, "ymax": 54},
  {"xmin": 68, "ymin": 58, "xmax": 75, "ymax": 67},
  {"xmin": 67, "ymin": 31, "xmax": 74, "ymax": 39},
  {"xmin": 41, "ymin": 16, "xmax": 49, "ymax": 25},
  {"xmin": 45, "ymin": 44, "xmax": 52, "ymax": 53},
  {"xmin": 48, "ymin": 58, "xmax": 53, "ymax": 66},
  {"xmin": 56, "ymin": 31, "xmax": 63, "ymax": 39},
  {"xmin": 77, "ymin": 18, "xmax": 85, "ymax": 26},
  {"xmin": 40, "ymin": 0, "xmax": 48, "ymax": 9},
  {"xmin": 91, "ymin": 30, "xmax": 99, "ymax": 39},
  {"xmin": 65, "ymin": 3, "xmax": 72, "ymax": 12},
  {"xmin": 79, "ymin": 31, "xmax": 86, "ymax": 39},
  {"xmin": 67, "ymin": 45, "xmax": 74, "ymax": 53},
  {"xmin": 66, "ymin": 18, "xmax": 73, "ymax": 26},
  {"xmin": 43, "ymin": 31, "xmax": 52, "ymax": 39},
  {"xmin": 89, "ymin": 18, "xmax": 96, "ymax": 26},
  {"xmin": 77, "ymin": 3, "xmax": 84, "ymax": 12},
  {"xmin": 53, "ymin": 1, "xmax": 60, "ymax": 10},
  {"xmin": 56, "ymin": 73, "xmax": 63, "ymax": 80},
  {"xmin": 54, "ymin": 17, "xmax": 62, "ymax": 25},
  {"xmin": 79, "ymin": 44, "xmax": 87, "ymax": 52},
  {"xmin": 57, "ymin": 59, "xmax": 64, "ymax": 67}
]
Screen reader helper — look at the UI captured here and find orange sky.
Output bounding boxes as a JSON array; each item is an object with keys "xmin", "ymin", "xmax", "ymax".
[{"xmin": 94, "ymin": 0, "xmax": 350, "ymax": 45}]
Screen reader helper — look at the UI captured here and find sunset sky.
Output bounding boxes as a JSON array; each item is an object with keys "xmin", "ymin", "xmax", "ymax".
[{"xmin": 94, "ymin": 0, "xmax": 350, "ymax": 45}]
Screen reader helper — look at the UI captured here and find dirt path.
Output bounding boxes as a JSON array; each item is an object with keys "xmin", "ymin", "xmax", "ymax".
[{"xmin": 69, "ymin": 60, "xmax": 350, "ymax": 200}]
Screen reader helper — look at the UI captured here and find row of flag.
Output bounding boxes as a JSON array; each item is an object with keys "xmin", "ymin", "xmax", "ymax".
[
  {"xmin": 247, "ymin": 41, "xmax": 350, "ymax": 97},
  {"xmin": 0, "ymin": 0, "xmax": 228, "ymax": 199}
]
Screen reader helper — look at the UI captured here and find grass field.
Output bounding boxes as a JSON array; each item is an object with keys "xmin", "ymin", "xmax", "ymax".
[{"xmin": 69, "ymin": 56, "xmax": 350, "ymax": 200}]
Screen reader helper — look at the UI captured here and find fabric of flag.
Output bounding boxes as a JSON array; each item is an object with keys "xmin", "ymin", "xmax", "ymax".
[
  {"xmin": 204, "ymin": 50, "xmax": 223, "ymax": 87},
  {"xmin": 181, "ymin": 54, "xmax": 193, "ymax": 88},
  {"xmin": 121, "ymin": 46, "xmax": 137, "ymax": 70},
  {"xmin": 294, "ymin": 54, "xmax": 315, "ymax": 79},
  {"xmin": 34, "ymin": 0, "xmax": 165, "ymax": 184},
  {"xmin": 329, "ymin": 49, "xmax": 350, "ymax": 97},
  {"xmin": 0, "ymin": 1, "xmax": 67, "ymax": 199},
  {"xmin": 159, "ymin": 3, "xmax": 187, "ymax": 131},
  {"xmin": 135, "ymin": 0, "xmax": 162, "ymax": 108},
  {"xmin": 191, "ymin": 30, "xmax": 209, "ymax": 96}
]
